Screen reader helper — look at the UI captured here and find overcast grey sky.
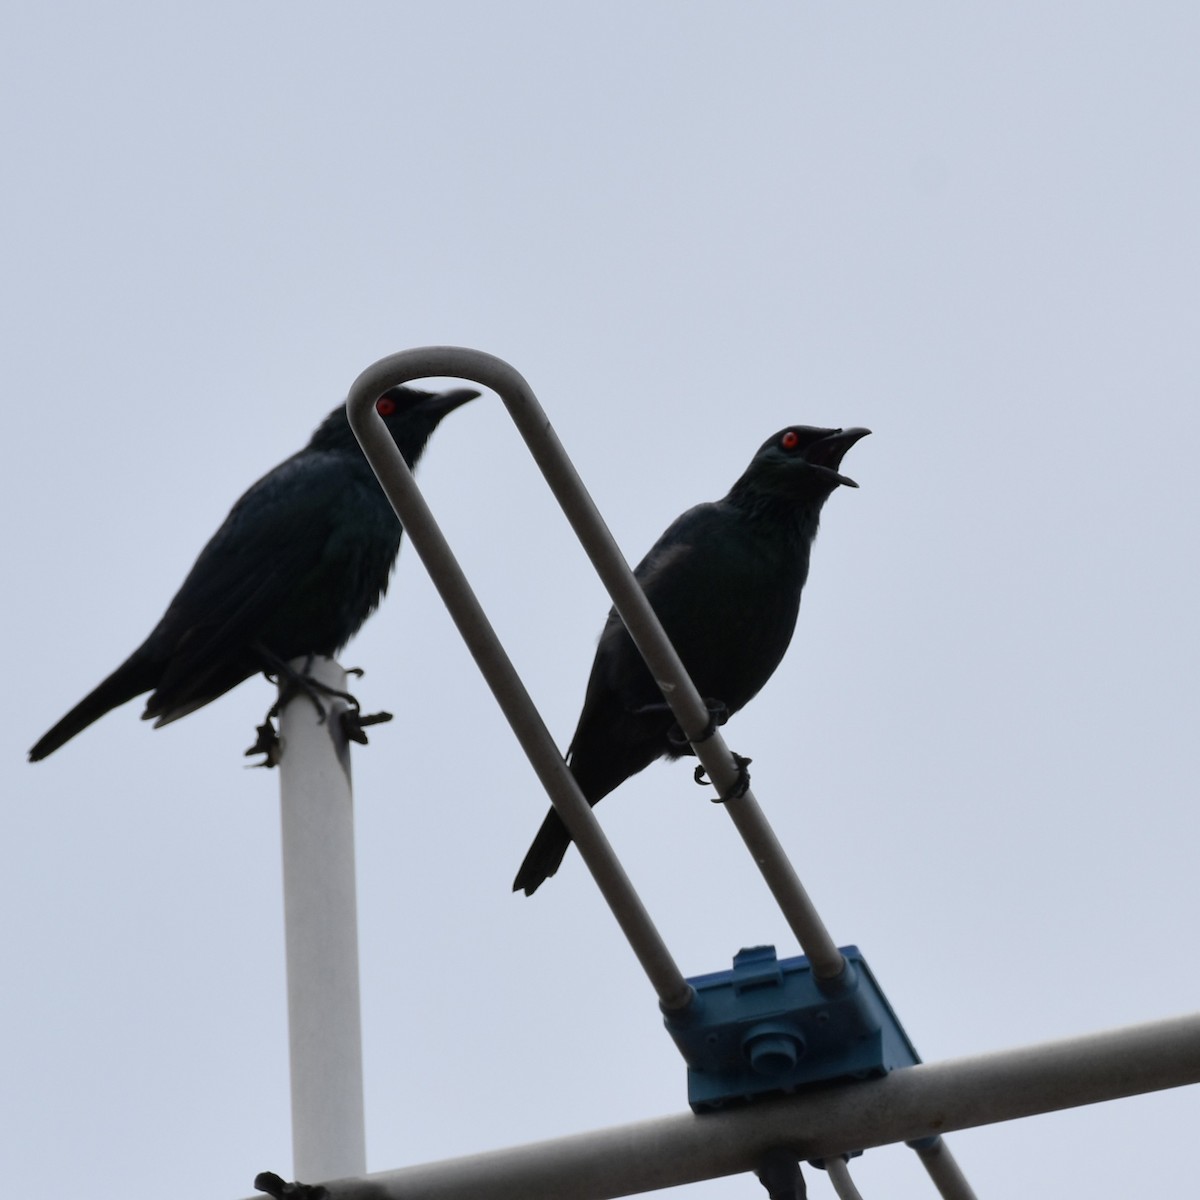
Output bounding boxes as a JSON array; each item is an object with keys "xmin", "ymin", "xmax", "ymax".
[{"xmin": 4, "ymin": 4, "xmax": 1198, "ymax": 1198}]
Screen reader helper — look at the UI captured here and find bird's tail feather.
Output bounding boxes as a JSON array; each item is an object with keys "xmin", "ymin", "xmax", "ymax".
[
  {"xmin": 28, "ymin": 651, "xmax": 158, "ymax": 761},
  {"xmin": 512, "ymin": 809, "xmax": 573, "ymax": 896}
]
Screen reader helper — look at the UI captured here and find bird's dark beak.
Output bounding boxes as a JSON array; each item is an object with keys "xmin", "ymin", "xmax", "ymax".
[
  {"xmin": 806, "ymin": 427, "xmax": 871, "ymax": 488},
  {"xmin": 429, "ymin": 387, "xmax": 482, "ymax": 416}
]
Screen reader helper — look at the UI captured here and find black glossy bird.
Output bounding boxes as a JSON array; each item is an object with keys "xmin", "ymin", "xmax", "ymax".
[
  {"xmin": 513, "ymin": 424, "xmax": 870, "ymax": 895},
  {"xmin": 28, "ymin": 385, "xmax": 478, "ymax": 761}
]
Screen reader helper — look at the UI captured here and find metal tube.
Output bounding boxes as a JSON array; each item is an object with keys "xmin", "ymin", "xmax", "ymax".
[
  {"xmin": 242, "ymin": 1011, "xmax": 1200, "ymax": 1200},
  {"xmin": 346, "ymin": 356, "xmax": 691, "ymax": 1011},
  {"xmin": 823, "ymin": 1157, "xmax": 864, "ymax": 1200},
  {"xmin": 717, "ymin": 790, "xmax": 843, "ymax": 979},
  {"xmin": 908, "ymin": 1138, "xmax": 978, "ymax": 1200},
  {"xmin": 277, "ymin": 657, "xmax": 367, "ymax": 1181},
  {"xmin": 345, "ymin": 347, "xmax": 841, "ymax": 977}
]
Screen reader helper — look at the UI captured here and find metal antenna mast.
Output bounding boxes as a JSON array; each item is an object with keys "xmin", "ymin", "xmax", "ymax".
[{"xmin": 255, "ymin": 347, "xmax": 1200, "ymax": 1200}]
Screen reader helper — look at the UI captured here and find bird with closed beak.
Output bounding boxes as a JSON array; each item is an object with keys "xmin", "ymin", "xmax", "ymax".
[{"xmin": 29, "ymin": 385, "xmax": 477, "ymax": 761}]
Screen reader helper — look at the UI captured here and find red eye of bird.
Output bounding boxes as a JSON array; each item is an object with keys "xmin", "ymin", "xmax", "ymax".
[
  {"xmin": 781, "ymin": 430, "xmax": 800, "ymax": 450},
  {"xmin": 376, "ymin": 395, "xmax": 397, "ymax": 417}
]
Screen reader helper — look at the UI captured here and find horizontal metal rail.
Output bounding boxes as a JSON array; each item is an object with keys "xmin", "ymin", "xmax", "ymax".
[{"xmin": 243, "ymin": 1011, "xmax": 1200, "ymax": 1200}]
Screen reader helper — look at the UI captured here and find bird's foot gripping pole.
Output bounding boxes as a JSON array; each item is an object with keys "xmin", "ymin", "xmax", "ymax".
[
  {"xmin": 245, "ymin": 652, "xmax": 392, "ymax": 766},
  {"xmin": 693, "ymin": 753, "xmax": 752, "ymax": 802},
  {"xmin": 344, "ymin": 347, "xmax": 977, "ymax": 1199},
  {"xmin": 645, "ymin": 696, "xmax": 730, "ymax": 749}
]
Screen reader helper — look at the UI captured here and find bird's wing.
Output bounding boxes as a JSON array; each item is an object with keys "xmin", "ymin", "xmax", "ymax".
[
  {"xmin": 144, "ymin": 451, "xmax": 386, "ymax": 718},
  {"xmin": 561, "ymin": 503, "xmax": 728, "ymax": 793},
  {"xmin": 631, "ymin": 500, "xmax": 733, "ymax": 607},
  {"xmin": 574, "ymin": 503, "xmax": 725, "ymax": 707}
]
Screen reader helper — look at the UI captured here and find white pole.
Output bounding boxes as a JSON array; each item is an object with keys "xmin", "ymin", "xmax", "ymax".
[{"xmin": 277, "ymin": 655, "xmax": 367, "ymax": 1182}]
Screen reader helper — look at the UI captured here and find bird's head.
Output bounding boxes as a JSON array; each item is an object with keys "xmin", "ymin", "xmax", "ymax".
[
  {"xmin": 733, "ymin": 425, "xmax": 872, "ymax": 506},
  {"xmin": 374, "ymin": 385, "xmax": 481, "ymax": 465},
  {"xmin": 310, "ymin": 385, "xmax": 480, "ymax": 460}
]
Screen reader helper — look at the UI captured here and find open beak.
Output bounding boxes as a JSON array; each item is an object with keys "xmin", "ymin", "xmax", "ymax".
[{"xmin": 805, "ymin": 427, "xmax": 871, "ymax": 487}]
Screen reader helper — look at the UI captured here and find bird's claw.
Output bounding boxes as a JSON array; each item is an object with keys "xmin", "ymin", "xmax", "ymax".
[
  {"xmin": 265, "ymin": 662, "xmax": 364, "ymax": 727},
  {"xmin": 667, "ymin": 698, "xmax": 730, "ymax": 750},
  {"xmin": 340, "ymin": 707, "xmax": 393, "ymax": 746},
  {"xmin": 693, "ymin": 753, "xmax": 752, "ymax": 802},
  {"xmin": 243, "ymin": 667, "xmax": 328, "ymax": 768},
  {"xmin": 250, "ymin": 661, "xmax": 387, "ymax": 762},
  {"xmin": 244, "ymin": 719, "xmax": 283, "ymax": 768},
  {"xmin": 254, "ymin": 1171, "xmax": 330, "ymax": 1200},
  {"xmin": 264, "ymin": 669, "xmax": 328, "ymax": 725}
]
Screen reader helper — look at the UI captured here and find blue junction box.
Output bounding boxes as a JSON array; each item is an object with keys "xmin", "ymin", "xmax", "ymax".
[{"xmin": 663, "ymin": 945, "xmax": 920, "ymax": 1112}]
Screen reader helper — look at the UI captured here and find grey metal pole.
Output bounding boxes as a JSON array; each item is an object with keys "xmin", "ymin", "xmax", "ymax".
[
  {"xmin": 241, "ymin": 1011, "xmax": 1200, "ymax": 1200},
  {"xmin": 277, "ymin": 656, "xmax": 367, "ymax": 1181},
  {"xmin": 344, "ymin": 346, "xmax": 841, "ymax": 980},
  {"xmin": 346, "ymin": 355, "xmax": 693, "ymax": 1011},
  {"xmin": 909, "ymin": 1138, "xmax": 979, "ymax": 1200},
  {"xmin": 823, "ymin": 1157, "xmax": 865, "ymax": 1200}
]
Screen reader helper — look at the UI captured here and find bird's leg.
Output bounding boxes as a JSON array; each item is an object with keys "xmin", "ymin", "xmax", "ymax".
[
  {"xmin": 258, "ymin": 649, "xmax": 369, "ymax": 723},
  {"xmin": 694, "ymin": 753, "xmax": 753, "ymax": 803},
  {"xmin": 334, "ymin": 666, "xmax": 394, "ymax": 745},
  {"xmin": 260, "ymin": 652, "xmax": 352, "ymax": 724},
  {"xmin": 243, "ymin": 671, "xmax": 295, "ymax": 768},
  {"xmin": 244, "ymin": 712, "xmax": 284, "ymax": 768},
  {"xmin": 254, "ymin": 1171, "xmax": 330, "ymax": 1200},
  {"xmin": 243, "ymin": 651, "xmax": 335, "ymax": 768},
  {"xmin": 243, "ymin": 656, "xmax": 329, "ymax": 766},
  {"xmin": 337, "ymin": 682, "xmax": 394, "ymax": 747},
  {"xmin": 630, "ymin": 698, "xmax": 730, "ymax": 751},
  {"xmin": 248, "ymin": 650, "xmax": 393, "ymax": 760},
  {"xmin": 663, "ymin": 698, "xmax": 730, "ymax": 752},
  {"xmin": 635, "ymin": 697, "xmax": 751, "ymax": 797}
]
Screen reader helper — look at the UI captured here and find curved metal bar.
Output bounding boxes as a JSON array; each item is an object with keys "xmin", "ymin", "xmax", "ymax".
[
  {"xmin": 346, "ymin": 349, "xmax": 691, "ymax": 1010},
  {"xmin": 347, "ymin": 347, "xmax": 843, "ymax": 979}
]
